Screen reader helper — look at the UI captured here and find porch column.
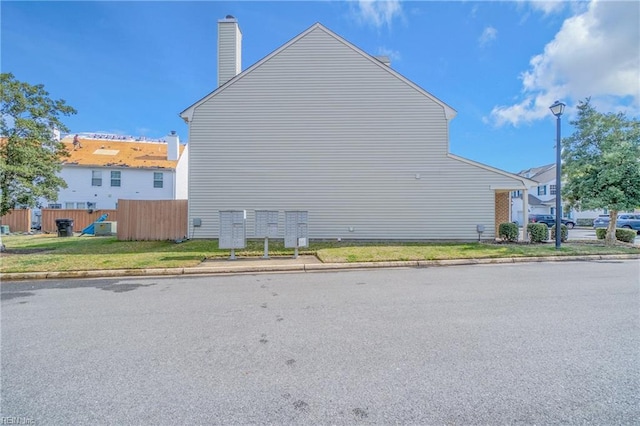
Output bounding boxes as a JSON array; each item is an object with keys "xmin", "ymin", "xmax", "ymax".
[{"xmin": 522, "ymin": 189, "xmax": 529, "ymax": 242}]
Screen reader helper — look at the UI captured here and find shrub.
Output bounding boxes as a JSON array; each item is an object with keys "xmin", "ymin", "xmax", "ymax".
[
  {"xmin": 577, "ymin": 218, "xmax": 594, "ymax": 227},
  {"xmin": 616, "ymin": 228, "xmax": 637, "ymax": 243},
  {"xmin": 527, "ymin": 223, "xmax": 548, "ymax": 243},
  {"xmin": 595, "ymin": 227, "xmax": 637, "ymax": 243},
  {"xmin": 498, "ymin": 222, "xmax": 519, "ymax": 242},
  {"xmin": 550, "ymin": 224, "xmax": 568, "ymax": 242}
]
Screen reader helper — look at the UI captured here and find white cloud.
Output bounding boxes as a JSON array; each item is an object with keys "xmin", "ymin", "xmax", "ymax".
[
  {"xmin": 491, "ymin": 0, "xmax": 639, "ymax": 126},
  {"xmin": 479, "ymin": 26, "xmax": 498, "ymax": 47},
  {"xmin": 352, "ymin": 0, "xmax": 403, "ymax": 29},
  {"xmin": 377, "ymin": 46, "xmax": 401, "ymax": 62},
  {"xmin": 527, "ymin": 0, "xmax": 565, "ymax": 16}
]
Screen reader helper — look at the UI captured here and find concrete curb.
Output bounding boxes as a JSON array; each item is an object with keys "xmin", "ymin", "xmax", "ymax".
[{"xmin": 1, "ymin": 254, "xmax": 638, "ymax": 281}]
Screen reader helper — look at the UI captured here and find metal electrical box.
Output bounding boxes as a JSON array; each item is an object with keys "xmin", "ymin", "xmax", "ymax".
[
  {"xmin": 95, "ymin": 221, "xmax": 117, "ymax": 236},
  {"xmin": 219, "ymin": 210, "xmax": 246, "ymax": 249},
  {"xmin": 284, "ymin": 211, "xmax": 308, "ymax": 248},
  {"xmin": 255, "ymin": 210, "xmax": 279, "ymax": 238}
]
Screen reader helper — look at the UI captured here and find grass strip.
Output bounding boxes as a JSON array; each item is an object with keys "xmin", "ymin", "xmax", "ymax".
[{"xmin": 1, "ymin": 234, "xmax": 638, "ymax": 273}]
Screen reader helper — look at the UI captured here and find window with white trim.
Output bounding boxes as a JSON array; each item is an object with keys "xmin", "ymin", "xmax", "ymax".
[
  {"xmin": 92, "ymin": 170, "xmax": 102, "ymax": 186},
  {"xmin": 48, "ymin": 203, "xmax": 62, "ymax": 209},
  {"xmin": 550, "ymin": 184, "xmax": 556, "ymax": 195},
  {"xmin": 153, "ymin": 172, "xmax": 163, "ymax": 188},
  {"xmin": 538, "ymin": 185, "xmax": 546, "ymax": 196},
  {"xmin": 65, "ymin": 202, "xmax": 75, "ymax": 209},
  {"xmin": 111, "ymin": 171, "xmax": 121, "ymax": 187}
]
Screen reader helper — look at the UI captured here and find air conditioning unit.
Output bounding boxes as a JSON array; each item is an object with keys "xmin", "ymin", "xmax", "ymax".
[{"xmin": 95, "ymin": 221, "xmax": 117, "ymax": 236}]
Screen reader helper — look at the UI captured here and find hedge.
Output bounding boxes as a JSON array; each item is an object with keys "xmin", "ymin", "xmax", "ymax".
[
  {"xmin": 576, "ymin": 218, "xmax": 595, "ymax": 227},
  {"xmin": 550, "ymin": 224, "xmax": 568, "ymax": 242},
  {"xmin": 527, "ymin": 223, "xmax": 548, "ymax": 243},
  {"xmin": 596, "ymin": 228, "xmax": 637, "ymax": 243},
  {"xmin": 498, "ymin": 222, "xmax": 519, "ymax": 242}
]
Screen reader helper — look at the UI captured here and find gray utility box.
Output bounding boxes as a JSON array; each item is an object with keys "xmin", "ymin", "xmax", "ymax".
[
  {"xmin": 95, "ymin": 221, "xmax": 117, "ymax": 236},
  {"xmin": 284, "ymin": 211, "xmax": 308, "ymax": 248},
  {"xmin": 219, "ymin": 210, "xmax": 246, "ymax": 249},
  {"xmin": 255, "ymin": 210, "xmax": 279, "ymax": 238}
]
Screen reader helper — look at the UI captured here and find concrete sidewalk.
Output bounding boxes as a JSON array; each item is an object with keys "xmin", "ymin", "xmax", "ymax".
[{"xmin": 2, "ymin": 253, "xmax": 638, "ymax": 281}]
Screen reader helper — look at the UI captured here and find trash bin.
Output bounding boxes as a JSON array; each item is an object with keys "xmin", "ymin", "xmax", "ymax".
[
  {"xmin": 0, "ymin": 225, "xmax": 9, "ymax": 235},
  {"xmin": 55, "ymin": 219, "xmax": 74, "ymax": 237}
]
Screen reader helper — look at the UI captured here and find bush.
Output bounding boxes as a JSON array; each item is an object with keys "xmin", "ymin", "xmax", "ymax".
[
  {"xmin": 595, "ymin": 227, "xmax": 637, "ymax": 243},
  {"xmin": 550, "ymin": 224, "xmax": 568, "ymax": 242},
  {"xmin": 577, "ymin": 218, "xmax": 594, "ymax": 227},
  {"xmin": 616, "ymin": 228, "xmax": 637, "ymax": 243},
  {"xmin": 527, "ymin": 223, "xmax": 548, "ymax": 243},
  {"xmin": 498, "ymin": 222, "xmax": 519, "ymax": 242}
]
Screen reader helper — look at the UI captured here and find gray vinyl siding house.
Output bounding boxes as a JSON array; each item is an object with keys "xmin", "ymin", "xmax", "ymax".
[{"xmin": 181, "ymin": 20, "xmax": 535, "ymax": 240}]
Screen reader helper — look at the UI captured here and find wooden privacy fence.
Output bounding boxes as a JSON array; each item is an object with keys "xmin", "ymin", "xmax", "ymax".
[
  {"xmin": 117, "ymin": 199, "xmax": 188, "ymax": 241},
  {"xmin": 0, "ymin": 209, "xmax": 31, "ymax": 233},
  {"xmin": 41, "ymin": 209, "xmax": 118, "ymax": 233}
]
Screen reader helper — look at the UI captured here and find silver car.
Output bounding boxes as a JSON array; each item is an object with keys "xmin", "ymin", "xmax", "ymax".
[{"xmin": 593, "ymin": 214, "xmax": 640, "ymax": 233}]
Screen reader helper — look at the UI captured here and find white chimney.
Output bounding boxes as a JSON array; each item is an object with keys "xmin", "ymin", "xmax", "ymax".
[
  {"xmin": 218, "ymin": 15, "xmax": 242, "ymax": 87},
  {"xmin": 166, "ymin": 130, "xmax": 180, "ymax": 161}
]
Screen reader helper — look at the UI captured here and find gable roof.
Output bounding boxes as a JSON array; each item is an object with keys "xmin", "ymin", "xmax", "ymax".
[
  {"xmin": 60, "ymin": 136, "xmax": 185, "ymax": 170},
  {"xmin": 180, "ymin": 23, "xmax": 456, "ymax": 122},
  {"xmin": 516, "ymin": 163, "xmax": 555, "ymax": 183}
]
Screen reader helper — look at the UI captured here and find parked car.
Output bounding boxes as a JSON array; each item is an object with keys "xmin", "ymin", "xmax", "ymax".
[
  {"xmin": 528, "ymin": 214, "xmax": 576, "ymax": 229},
  {"xmin": 593, "ymin": 214, "xmax": 640, "ymax": 233}
]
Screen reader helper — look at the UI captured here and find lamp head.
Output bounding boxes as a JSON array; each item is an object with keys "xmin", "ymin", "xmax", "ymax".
[{"xmin": 549, "ymin": 100, "xmax": 566, "ymax": 117}]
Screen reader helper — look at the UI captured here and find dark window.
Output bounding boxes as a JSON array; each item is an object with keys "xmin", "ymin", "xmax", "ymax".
[
  {"xmin": 550, "ymin": 185, "xmax": 556, "ymax": 195},
  {"xmin": 538, "ymin": 185, "xmax": 546, "ymax": 196}
]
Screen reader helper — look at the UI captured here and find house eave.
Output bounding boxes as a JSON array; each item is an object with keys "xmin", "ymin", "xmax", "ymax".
[{"xmin": 447, "ymin": 153, "xmax": 538, "ymax": 189}]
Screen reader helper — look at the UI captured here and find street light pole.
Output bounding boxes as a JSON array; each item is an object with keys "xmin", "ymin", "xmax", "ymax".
[{"xmin": 549, "ymin": 100, "xmax": 565, "ymax": 250}]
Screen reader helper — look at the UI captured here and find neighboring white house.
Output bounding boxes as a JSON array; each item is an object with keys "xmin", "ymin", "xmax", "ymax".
[
  {"xmin": 180, "ymin": 18, "xmax": 536, "ymax": 240},
  {"xmin": 511, "ymin": 163, "xmax": 606, "ymax": 225},
  {"xmin": 36, "ymin": 132, "xmax": 188, "ymax": 226}
]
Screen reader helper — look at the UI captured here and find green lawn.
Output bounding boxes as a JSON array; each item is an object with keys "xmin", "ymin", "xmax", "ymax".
[{"xmin": 1, "ymin": 234, "xmax": 638, "ymax": 273}]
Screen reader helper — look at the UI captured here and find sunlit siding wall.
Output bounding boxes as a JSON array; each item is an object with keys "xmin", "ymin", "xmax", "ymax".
[
  {"xmin": 188, "ymin": 27, "xmax": 519, "ymax": 240},
  {"xmin": 58, "ymin": 166, "xmax": 176, "ymax": 210}
]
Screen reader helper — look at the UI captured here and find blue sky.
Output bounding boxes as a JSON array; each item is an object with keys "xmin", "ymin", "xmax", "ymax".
[{"xmin": 2, "ymin": 1, "xmax": 638, "ymax": 172}]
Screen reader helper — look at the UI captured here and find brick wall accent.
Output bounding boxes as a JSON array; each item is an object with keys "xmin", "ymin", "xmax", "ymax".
[{"xmin": 495, "ymin": 192, "xmax": 510, "ymax": 236}]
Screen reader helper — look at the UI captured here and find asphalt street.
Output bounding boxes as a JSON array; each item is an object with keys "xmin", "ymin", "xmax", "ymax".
[{"xmin": 2, "ymin": 260, "xmax": 639, "ymax": 424}]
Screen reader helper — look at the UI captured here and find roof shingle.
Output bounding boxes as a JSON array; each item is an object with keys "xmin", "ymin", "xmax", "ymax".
[{"xmin": 61, "ymin": 136, "xmax": 184, "ymax": 169}]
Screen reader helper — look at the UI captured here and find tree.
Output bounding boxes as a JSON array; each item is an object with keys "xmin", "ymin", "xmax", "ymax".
[
  {"xmin": 0, "ymin": 73, "xmax": 77, "ymax": 216},
  {"xmin": 562, "ymin": 98, "xmax": 640, "ymax": 244}
]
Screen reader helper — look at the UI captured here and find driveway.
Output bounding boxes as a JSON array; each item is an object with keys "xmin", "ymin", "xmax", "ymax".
[{"xmin": 2, "ymin": 260, "xmax": 639, "ymax": 424}]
